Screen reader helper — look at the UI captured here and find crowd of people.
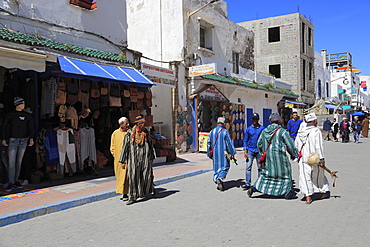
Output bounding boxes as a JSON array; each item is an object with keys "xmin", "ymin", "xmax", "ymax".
[{"xmin": 206, "ymin": 111, "xmax": 369, "ymax": 204}]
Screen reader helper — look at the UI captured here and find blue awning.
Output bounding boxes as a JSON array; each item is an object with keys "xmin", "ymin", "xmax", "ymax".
[
  {"xmin": 325, "ymin": 104, "xmax": 343, "ymax": 110},
  {"xmin": 280, "ymin": 100, "xmax": 307, "ymax": 106},
  {"xmin": 352, "ymin": 111, "xmax": 364, "ymax": 116},
  {"xmin": 56, "ymin": 56, "xmax": 155, "ymax": 87}
]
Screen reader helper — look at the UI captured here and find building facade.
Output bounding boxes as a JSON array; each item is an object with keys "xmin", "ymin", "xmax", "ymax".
[{"xmin": 239, "ymin": 13, "xmax": 316, "ymax": 105}]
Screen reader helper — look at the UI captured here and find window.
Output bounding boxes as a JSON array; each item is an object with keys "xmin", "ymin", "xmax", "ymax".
[
  {"xmin": 308, "ymin": 27, "xmax": 312, "ymax": 46},
  {"xmin": 302, "ymin": 59, "xmax": 306, "ymax": 90},
  {"xmin": 326, "ymin": 82, "xmax": 330, "ymax": 97},
  {"xmin": 318, "ymin": 79, "xmax": 322, "ymax": 98},
  {"xmin": 269, "ymin": 64, "xmax": 281, "ymax": 78},
  {"xmin": 301, "ymin": 22, "xmax": 305, "ymax": 53},
  {"xmin": 232, "ymin": 51, "xmax": 239, "ymax": 74},
  {"xmin": 268, "ymin": 27, "xmax": 280, "ymax": 42},
  {"xmin": 199, "ymin": 24, "xmax": 213, "ymax": 51},
  {"xmin": 309, "ymin": 62, "xmax": 312, "ymax": 80},
  {"xmin": 69, "ymin": 0, "xmax": 97, "ymax": 10}
]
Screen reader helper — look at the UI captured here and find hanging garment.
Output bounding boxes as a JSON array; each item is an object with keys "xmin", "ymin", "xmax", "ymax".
[
  {"xmin": 80, "ymin": 127, "xmax": 97, "ymax": 164},
  {"xmin": 66, "ymin": 106, "xmax": 78, "ymax": 129},
  {"xmin": 44, "ymin": 130, "xmax": 59, "ymax": 169},
  {"xmin": 73, "ymin": 129, "xmax": 83, "ymax": 170},
  {"xmin": 56, "ymin": 128, "xmax": 76, "ymax": 174},
  {"xmin": 41, "ymin": 77, "xmax": 57, "ymax": 115}
]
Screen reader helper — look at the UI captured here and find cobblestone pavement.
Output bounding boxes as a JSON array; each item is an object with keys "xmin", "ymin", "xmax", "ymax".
[{"xmin": 0, "ymin": 137, "xmax": 369, "ymax": 246}]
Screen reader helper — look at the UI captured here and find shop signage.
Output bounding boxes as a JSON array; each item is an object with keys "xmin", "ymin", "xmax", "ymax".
[
  {"xmin": 141, "ymin": 63, "xmax": 176, "ymax": 81},
  {"xmin": 189, "ymin": 63, "xmax": 216, "ymax": 77},
  {"xmin": 198, "ymin": 86, "xmax": 227, "ymax": 101},
  {"xmin": 198, "ymin": 132, "xmax": 209, "ymax": 152}
]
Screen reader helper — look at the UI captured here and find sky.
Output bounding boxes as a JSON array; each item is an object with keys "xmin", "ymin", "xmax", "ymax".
[{"xmin": 224, "ymin": 0, "xmax": 370, "ymax": 75}]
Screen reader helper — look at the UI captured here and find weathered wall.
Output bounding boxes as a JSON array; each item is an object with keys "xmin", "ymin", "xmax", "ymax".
[{"xmin": 315, "ymin": 51, "xmax": 331, "ymax": 100}]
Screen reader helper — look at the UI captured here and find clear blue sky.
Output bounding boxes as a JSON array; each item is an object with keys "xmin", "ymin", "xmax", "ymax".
[{"xmin": 225, "ymin": 0, "xmax": 370, "ymax": 75}]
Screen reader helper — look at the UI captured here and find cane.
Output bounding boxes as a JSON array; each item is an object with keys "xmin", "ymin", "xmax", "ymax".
[{"xmin": 322, "ymin": 165, "xmax": 338, "ymax": 187}]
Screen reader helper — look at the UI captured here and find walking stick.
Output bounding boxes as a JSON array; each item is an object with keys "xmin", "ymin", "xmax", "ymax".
[{"xmin": 322, "ymin": 165, "xmax": 338, "ymax": 187}]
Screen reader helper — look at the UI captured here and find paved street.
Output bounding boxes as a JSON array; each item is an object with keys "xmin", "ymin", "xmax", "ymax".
[{"xmin": 0, "ymin": 137, "xmax": 369, "ymax": 247}]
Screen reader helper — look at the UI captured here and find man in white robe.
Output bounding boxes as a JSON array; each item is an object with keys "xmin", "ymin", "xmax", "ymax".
[{"xmin": 295, "ymin": 113, "xmax": 330, "ymax": 204}]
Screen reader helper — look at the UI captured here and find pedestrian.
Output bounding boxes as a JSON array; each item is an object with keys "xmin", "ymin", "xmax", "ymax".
[
  {"xmin": 295, "ymin": 113, "xmax": 330, "ymax": 204},
  {"xmin": 351, "ymin": 116, "xmax": 362, "ymax": 144},
  {"xmin": 286, "ymin": 111, "xmax": 303, "ymax": 142},
  {"xmin": 361, "ymin": 116, "xmax": 369, "ymax": 137},
  {"xmin": 1, "ymin": 97, "xmax": 35, "ymax": 191},
  {"xmin": 247, "ymin": 113, "xmax": 297, "ymax": 200},
  {"xmin": 331, "ymin": 118, "xmax": 339, "ymax": 142},
  {"xmin": 207, "ymin": 117, "xmax": 236, "ymax": 191},
  {"xmin": 110, "ymin": 117, "xmax": 130, "ymax": 201},
  {"xmin": 322, "ymin": 117, "xmax": 332, "ymax": 141},
  {"xmin": 119, "ymin": 116, "xmax": 155, "ymax": 205},
  {"xmin": 242, "ymin": 113, "xmax": 265, "ymax": 190},
  {"xmin": 339, "ymin": 117, "xmax": 350, "ymax": 143}
]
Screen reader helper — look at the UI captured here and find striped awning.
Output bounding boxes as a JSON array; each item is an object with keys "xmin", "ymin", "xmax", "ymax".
[{"xmin": 57, "ymin": 56, "xmax": 155, "ymax": 87}]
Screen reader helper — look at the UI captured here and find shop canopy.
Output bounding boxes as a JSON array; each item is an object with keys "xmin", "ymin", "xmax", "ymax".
[
  {"xmin": 0, "ymin": 46, "xmax": 46, "ymax": 72},
  {"xmin": 325, "ymin": 104, "xmax": 343, "ymax": 111},
  {"xmin": 56, "ymin": 56, "xmax": 155, "ymax": 87},
  {"xmin": 352, "ymin": 111, "xmax": 364, "ymax": 116}
]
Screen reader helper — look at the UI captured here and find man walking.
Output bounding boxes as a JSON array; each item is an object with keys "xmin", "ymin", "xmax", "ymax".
[
  {"xmin": 286, "ymin": 112, "xmax": 303, "ymax": 142},
  {"xmin": 331, "ymin": 118, "xmax": 339, "ymax": 142},
  {"xmin": 207, "ymin": 117, "xmax": 236, "ymax": 191},
  {"xmin": 351, "ymin": 116, "xmax": 362, "ymax": 143},
  {"xmin": 242, "ymin": 113, "xmax": 265, "ymax": 190},
  {"xmin": 119, "ymin": 116, "xmax": 155, "ymax": 205},
  {"xmin": 110, "ymin": 117, "xmax": 130, "ymax": 201},
  {"xmin": 361, "ymin": 116, "xmax": 369, "ymax": 137},
  {"xmin": 323, "ymin": 117, "xmax": 332, "ymax": 141},
  {"xmin": 295, "ymin": 113, "xmax": 330, "ymax": 204},
  {"xmin": 247, "ymin": 113, "xmax": 297, "ymax": 199},
  {"xmin": 339, "ymin": 117, "xmax": 350, "ymax": 143}
]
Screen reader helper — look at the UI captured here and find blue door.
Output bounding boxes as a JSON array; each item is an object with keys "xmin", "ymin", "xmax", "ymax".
[
  {"xmin": 246, "ymin": 108, "xmax": 253, "ymax": 128},
  {"xmin": 263, "ymin": 108, "xmax": 272, "ymax": 127}
]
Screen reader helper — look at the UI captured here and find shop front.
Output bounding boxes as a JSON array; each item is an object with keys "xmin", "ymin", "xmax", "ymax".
[
  {"xmin": 1, "ymin": 54, "xmax": 157, "ymax": 184},
  {"xmin": 278, "ymin": 99, "xmax": 307, "ymax": 128},
  {"xmin": 188, "ymin": 85, "xmax": 245, "ymax": 152}
]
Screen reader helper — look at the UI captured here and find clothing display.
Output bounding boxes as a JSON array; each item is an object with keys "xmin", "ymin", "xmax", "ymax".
[
  {"xmin": 41, "ymin": 77, "xmax": 57, "ymax": 115},
  {"xmin": 80, "ymin": 127, "xmax": 97, "ymax": 165},
  {"xmin": 56, "ymin": 128, "xmax": 76, "ymax": 174}
]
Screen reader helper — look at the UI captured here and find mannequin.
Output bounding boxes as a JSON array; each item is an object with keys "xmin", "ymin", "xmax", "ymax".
[{"xmin": 2, "ymin": 97, "xmax": 34, "ymax": 191}]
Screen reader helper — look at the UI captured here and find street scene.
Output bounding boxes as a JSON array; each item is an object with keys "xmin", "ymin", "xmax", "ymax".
[
  {"xmin": 0, "ymin": 0, "xmax": 370, "ymax": 246},
  {"xmin": 0, "ymin": 137, "xmax": 369, "ymax": 246}
]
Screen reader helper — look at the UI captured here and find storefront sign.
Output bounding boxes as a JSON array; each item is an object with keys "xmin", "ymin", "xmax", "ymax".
[
  {"xmin": 141, "ymin": 63, "xmax": 176, "ymax": 81},
  {"xmin": 198, "ymin": 132, "xmax": 209, "ymax": 152},
  {"xmin": 198, "ymin": 86, "xmax": 227, "ymax": 101},
  {"xmin": 189, "ymin": 63, "xmax": 216, "ymax": 77}
]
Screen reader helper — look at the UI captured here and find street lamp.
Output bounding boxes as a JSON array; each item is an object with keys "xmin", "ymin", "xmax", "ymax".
[{"xmin": 188, "ymin": 0, "xmax": 220, "ymax": 18}]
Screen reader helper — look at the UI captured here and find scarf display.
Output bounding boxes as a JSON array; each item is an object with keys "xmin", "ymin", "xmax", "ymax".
[{"xmin": 131, "ymin": 125, "xmax": 146, "ymax": 145}]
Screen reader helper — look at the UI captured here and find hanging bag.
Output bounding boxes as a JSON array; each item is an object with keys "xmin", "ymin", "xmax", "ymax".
[
  {"xmin": 109, "ymin": 83, "xmax": 122, "ymax": 107},
  {"xmin": 297, "ymin": 132, "xmax": 311, "ymax": 163},
  {"xmin": 90, "ymin": 81, "xmax": 101, "ymax": 98},
  {"xmin": 258, "ymin": 127, "xmax": 281, "ymax": 165}
]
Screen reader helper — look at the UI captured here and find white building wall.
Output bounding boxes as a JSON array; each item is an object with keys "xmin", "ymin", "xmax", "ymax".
[
  {"xmin": 314, "ymin": 51, "xmax": 330, "ymax": 100},
  {"xmin": 0, "ymin": 0, "xmax": 127, "ymax": 54}
]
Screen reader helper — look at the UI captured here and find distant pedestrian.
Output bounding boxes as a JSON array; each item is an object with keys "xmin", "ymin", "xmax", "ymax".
[
  {"xmin": 207, "ymin": 117, "xmax": 236, "ymax": 191},
  {"xmin": 295, "ymin": 113, "xmax": 330, "ymax": 204},
  {"xmin": 323, "ymin": 117, "xmax": 332, "ymax": 141},
  {"xmin": 361, "ymin": 116, "xmax": 369, "ymax": 137},
  {"xmin": 331, "ymin": 118, "xmax": 339, "ymax": 142},
  {"xmin": 110, "ymin": 117, "xmax": 130, "ymax": 201},
  {"xmin": 351, "ymin": 116, "xmax": 362, "ymax": 143},
  {"xmin": 119, "ymin": 116, "xmax": 155, "ymax": 205},
  {"xmin": 247, "ymin": 113, "xmax": 297, "ymax": 200},
  {"xmin": 242, "ymin": 113, "xmax": 265, "ymax": 190},
  {"xmin": 339, "ymin": 118, "xmax": 350, "ymax": 143},
  {"xmin": 286, "ymin": 111, "xmax": 303, "ymax": 142}
]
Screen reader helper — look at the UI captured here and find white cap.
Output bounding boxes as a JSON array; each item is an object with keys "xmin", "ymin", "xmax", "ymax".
[
  {"xmin": 118, "ymin": 117, "xmax": 128, "ymax": 124},
  {"xmin": 305, "ymin": 113, "xmax": 317, "ymax": 122},
  {"xmin": 217, "ymin": 117, "xmax": 225, "ymax": 124}
]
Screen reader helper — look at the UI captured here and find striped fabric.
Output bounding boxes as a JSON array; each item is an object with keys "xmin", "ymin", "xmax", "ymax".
[
  {"xmin": 286, "ymin": 119, "xmax": 303, "ymax": 139},
  {"xmin": 207, "ymin": 125, "xmax": 236, "ymax": 182},
  {"xmin": 254, "ymin": 124, "xmax": 297, "ymax": 196},
  {"xmin": 119, "ymin": 129, "xmax": 155, "ymax": 200}
]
